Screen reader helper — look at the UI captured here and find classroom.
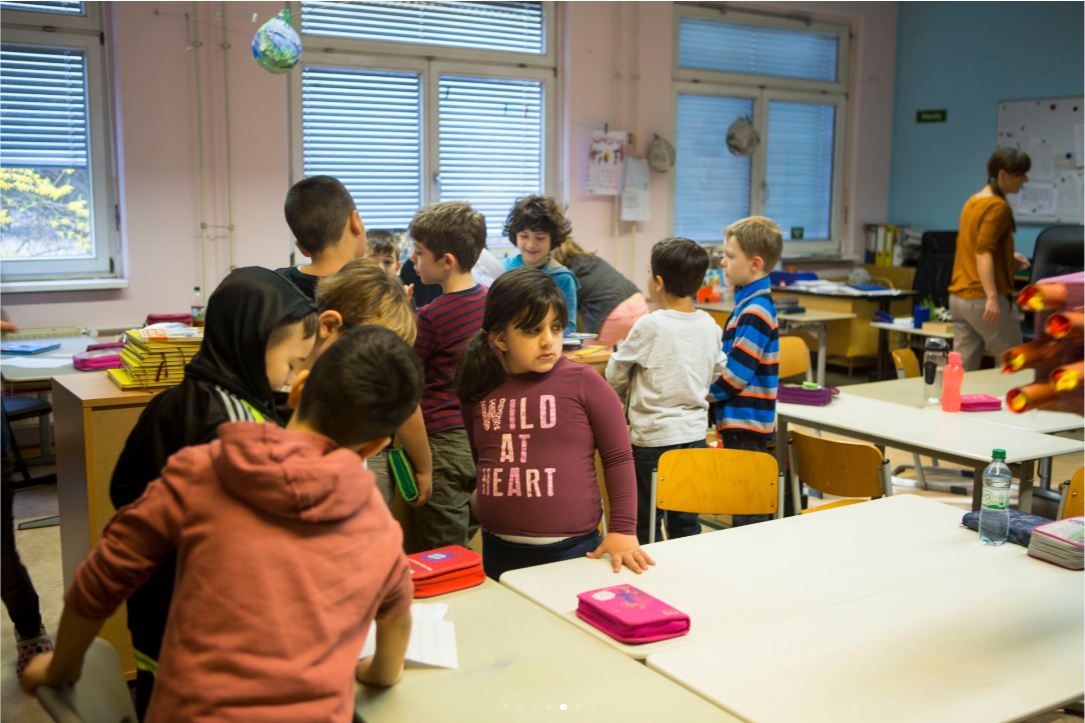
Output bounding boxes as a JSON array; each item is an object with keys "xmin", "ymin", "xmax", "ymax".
[{"xmin": 0, "ymin": 1, "xmax": 1083, "ymax": 721}]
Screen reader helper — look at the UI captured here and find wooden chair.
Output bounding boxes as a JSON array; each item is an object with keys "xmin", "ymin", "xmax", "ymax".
[
  {"xmin": 1057, "ymin": 467, "xmax": 1084, "ymax": 520},
  {"xmin": 778, "ymin": 335, "xmax": 813, "ymax": 382},
  {"xmin": 648, "ymin": 448, "xmax": 781, "ymax": 543},
  {"xmin": 788, "ymin": 429, "xmax": 892, "ymax": 514}
]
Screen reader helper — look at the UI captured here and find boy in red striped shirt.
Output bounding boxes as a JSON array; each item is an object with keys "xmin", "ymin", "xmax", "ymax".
[{"xmin": 407, "ymin": 201, "xmax": 489, "ymax": 551}]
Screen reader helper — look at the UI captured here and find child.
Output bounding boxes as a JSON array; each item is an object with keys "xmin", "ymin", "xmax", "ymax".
[
  {"xmin": 551, "ymin": 237, "xmax": 649, "ymax": 348},
  {"xmin": 709, "ymin": 217, "xmax": 782, "ymax": 526},
  {"xmin": 109, "ymin": 267, "xmax": 318, "ymax": 715},
  {"xmin": 309, "ymin": 257, "xmax": 432, "ymax": 510},
  {"xmin": 408, "ymin": 201, "xmax": 489, "ymax": 551},
  {"xmin": 365, "ymin": 229, "xmax": 402, "ymax": 277},
  {"xmin": 24, "ymin": 327, "xmax": 422, "ymax": 721},
  {"xmin": 606, "ymin": 238, "xmax": 726, "ymax": 544},
  {"xmin": 501, "ymin": 196, "xmax": 580, "ymax": 336},
  {"xmin": 456, "ymin": 268, "xmax": 654, "ymax": 580},
  {"xmin": 276, "ymin": 175, "xmax": 367, "ymax": 300}
]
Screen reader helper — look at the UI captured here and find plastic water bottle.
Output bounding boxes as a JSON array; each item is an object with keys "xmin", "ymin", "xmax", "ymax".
[
  {"xmin": 923, "ymin": 338, "xmax": 948, "ymax": 406},
  {"xmin": 941, "ymin": 351, "xmax": 963, "ymax": 412},
  {"xmin": 191, "ymin": 286, "xmax": 205, "ymax": 328},
  {"xmin": 979, "ymin": 449, "xmax": 1012, "ymax": 545}
]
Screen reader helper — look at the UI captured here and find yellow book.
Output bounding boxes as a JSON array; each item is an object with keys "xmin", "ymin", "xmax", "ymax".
[{"xmin": 107, "ymin": 367, "xmax": 177, "ymax": 391}]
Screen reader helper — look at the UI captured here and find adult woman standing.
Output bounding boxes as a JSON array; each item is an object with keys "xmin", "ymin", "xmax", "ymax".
[
  {"xmin": 550, "ymin": 238, "xmax": 649, "ymax": 348},
  {"xmin": 948, "ymin": 148, "xmax": 1033, "ymax": 370}
]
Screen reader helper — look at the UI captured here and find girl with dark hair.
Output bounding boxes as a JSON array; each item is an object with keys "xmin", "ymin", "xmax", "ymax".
[
  {"xmin": 454, "ymin": 268, "xmax": 654, "ymax": 581},
  {"xmin": 501, "ymin": 196, "xmax": 581, "ymax": 336},
  {"xmin": 948, "ymin": 148, "xmax": 1033, "ymax": 370}
]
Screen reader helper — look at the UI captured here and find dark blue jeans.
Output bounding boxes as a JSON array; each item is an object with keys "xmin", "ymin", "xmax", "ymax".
[
  {"xmin": 481, "ymin": 530, "xmax": 601, "ymax": 581},
  {"xmin": 633, "ymin": 439, "xmax": 707, "ymax": 545},
  {"xmin": 718, "ymin": 430, "xmax": 772, "ymax": 527}
]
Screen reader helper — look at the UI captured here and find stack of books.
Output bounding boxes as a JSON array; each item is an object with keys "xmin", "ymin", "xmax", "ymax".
[
  {"xmin": 1027, "ymin": 517, "xmax": 1084, "ymax": 570},
  {"xmin": 107, "ymin": 327, "xmax": 203, "ymax": 391}
]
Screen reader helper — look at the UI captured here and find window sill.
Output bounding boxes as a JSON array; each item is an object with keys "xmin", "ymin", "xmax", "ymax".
[{"xmin": 0, "ymin": 277, "xmax": 130, "ymax": 294}]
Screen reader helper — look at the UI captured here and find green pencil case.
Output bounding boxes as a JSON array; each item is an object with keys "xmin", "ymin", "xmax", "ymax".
[{"xmin": 388, "ymin": 446, "xmax": 419, "ymax": 502}]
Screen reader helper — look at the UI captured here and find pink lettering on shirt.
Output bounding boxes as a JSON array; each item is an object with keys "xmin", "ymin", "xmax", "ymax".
[
  {"xmin": 526, "ymin": 468, "xmax": 541, "ymax": 497},
  {"xmin": 480, "ymin": 398, "xmax": 506, "ymax": 432},
  {"xmin": 518, "ymin": 434, "xmax": 531, "ymax": 463},
  {"xmin": 492, "ymin": 468, "xmax": 504, "ymax": 497},
  {"xmin": 480, "ymin": 467, "xmax": 491, "ymax": 496},
  {"xmin": 540, "ymin": 395, "xmax": 557, "ymax": 428},
  {"xmin": 507, "ymin": 468, "xmax": 521, "ymax": 497},
  {"xmin": 519, "ymin": 397, "xmax": 534, "ymax": 429},
  {"xmin": 544, "ymin": 467, "xmax": 556, "ymax": 497},
  {"xmin": 500, "ymin": 434, "xmax": 514, "ymax": 463},
  {"xmin": 508, "ymin": 397, "xmax": 516, "ymax": 431}
]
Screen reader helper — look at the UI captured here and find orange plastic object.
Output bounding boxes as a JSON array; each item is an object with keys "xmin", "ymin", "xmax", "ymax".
[
  {"xmin": 1051, "ymin": 361, "xmax": 1085, "ymax": 393},
  {"xmin": 1016, "ymin": 282, "xmax": 1067, "ymax": 311},
  {"xmin": 696, "ymin": 285, "xmax": 722, "ymax": 303},
  {"xmin": 1006, "ymin": 383, "xmax": 1060, "ymax": 413},
  {"xmin": 1045, "ymin": 310, "xmax": 1085, "ymax": 340},
  {"xmin": 1000, "ymin": 339, "xmax": 1061, "ymax": 373}
]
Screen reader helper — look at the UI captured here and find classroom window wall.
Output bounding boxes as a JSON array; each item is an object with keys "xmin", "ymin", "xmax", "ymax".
[
  {"xmin": 671, "ymin": 6, "xmax": 848, "ymax": 252},
  {"xmin": 290, "ymin": 1, "xmax": 555, "ymax": 247}
]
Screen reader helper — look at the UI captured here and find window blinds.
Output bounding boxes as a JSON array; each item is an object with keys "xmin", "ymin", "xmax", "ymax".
[
  {"xmin": 764, "ymin": 101, "xmax": 835, "ymax": 240},
  {"xmin": 0, "ymin": 44, "xmax": 88, "ymax": 167},
  {"xmin": 679, "ymin": 17, "xmax": 838, "ymax": 82}
]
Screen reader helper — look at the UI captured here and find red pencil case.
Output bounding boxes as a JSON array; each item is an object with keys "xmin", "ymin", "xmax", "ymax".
[
  {"xmin": 73, "ymin": 343, "xmax": 125, "ymax": 370},
  {"xmin": 408, "ymin": 545, "xmax": 485, "ymax": 598},
  {"xmin": 960, "ymin": 394, "xmax": 1002, "ymax": 411},
  {"xmin": 575, "ymin": 585, "xmax": 690, "ymax": 644},
  {"xmin": 145, "ymin": 313, "xmax": 193, "ymax": 327}
]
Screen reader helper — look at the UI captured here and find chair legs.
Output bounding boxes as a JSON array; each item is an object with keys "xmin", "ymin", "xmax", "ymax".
[{"xmin": 648, "ymin": 468, "xmax": 658, "ymax": 545}]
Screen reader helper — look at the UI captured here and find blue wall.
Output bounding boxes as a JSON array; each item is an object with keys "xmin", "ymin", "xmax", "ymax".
[{"xmin": 888, "ymin": 1, "xmax": 1085, "ymax": 256}]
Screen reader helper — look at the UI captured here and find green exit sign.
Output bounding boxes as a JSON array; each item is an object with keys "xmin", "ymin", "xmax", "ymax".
[
  {"xmin": 916, "ymin": 109, "xmax": 947, "ymax": 123},
  {"xmin": 790, "ymin": 227, "xmax": 804, "ymax": 239}
]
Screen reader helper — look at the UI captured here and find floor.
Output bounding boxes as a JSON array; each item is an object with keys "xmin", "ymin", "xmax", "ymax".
[{"xmin": 2, "ymin": 371, "xmax": 1083, "ymax": 722}]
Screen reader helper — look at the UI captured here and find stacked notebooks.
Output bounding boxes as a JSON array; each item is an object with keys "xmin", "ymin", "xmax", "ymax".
[
  {"xmin": 107, "ymin": 327, "xmax": 203, "ymax": 391},
  {"xmin": 1027, "ymin": 517, "xmax": 1084, "ymax": 570}
]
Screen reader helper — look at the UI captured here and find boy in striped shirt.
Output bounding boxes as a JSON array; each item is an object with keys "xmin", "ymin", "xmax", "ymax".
[
  {"xmin": 408, "ymin": 201, "xmax": 489, "ymax": 551},
  {"xmin": 710, "ymin": 217, "xmax": 782, "ymax": 526}
]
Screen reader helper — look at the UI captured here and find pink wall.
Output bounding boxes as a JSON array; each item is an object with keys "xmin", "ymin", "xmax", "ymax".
[{"xmin": 1, "ymin": 1, "xmax": 897, "ymax": 330}]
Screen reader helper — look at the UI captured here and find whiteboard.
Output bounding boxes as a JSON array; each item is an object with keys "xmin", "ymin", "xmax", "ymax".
[{"xmin": 996, "ymin": 96, "xmax": 1084, "ymax": 225}]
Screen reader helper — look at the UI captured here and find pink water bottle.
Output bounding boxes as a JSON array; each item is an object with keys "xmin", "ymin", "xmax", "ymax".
[{"xmin": 941, "ymin": 351, "xmax": 963, "ymax": 412}]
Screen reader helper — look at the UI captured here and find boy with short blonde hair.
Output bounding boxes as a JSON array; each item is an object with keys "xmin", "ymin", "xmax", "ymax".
[{"xmin": 710, "ymin": 216, "xmax": 782, "ymax": 525}]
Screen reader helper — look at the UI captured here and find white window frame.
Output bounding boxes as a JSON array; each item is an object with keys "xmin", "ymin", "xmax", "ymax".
[
  {"xmin": 0, "ymin": 1, "xmax": 101, "ymax": 33},
  {"xmin": 287, "ymin": 1, "xmax": 556, "ymax": 249},
  {"xmin": 0, "ymin": 19, "xmax": 118, "ymax": 284},
  {"xmin": 670, "ymin": 4, "xmax": 849, "ymax": 253}
]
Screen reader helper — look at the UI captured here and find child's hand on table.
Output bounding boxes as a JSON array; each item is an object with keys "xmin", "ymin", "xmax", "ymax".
[
  {"xmin": 586, "ymin": 533, "xmax": 656, "ymax": 574},
  {"xmin": 407, "ymin": 470, "xmax": 432, "ymax": 507}
]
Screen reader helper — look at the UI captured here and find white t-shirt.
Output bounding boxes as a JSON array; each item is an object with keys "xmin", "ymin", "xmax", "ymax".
[{"xmin": 605, "ymin": 309, "xmax": 726, "ymax": 447}]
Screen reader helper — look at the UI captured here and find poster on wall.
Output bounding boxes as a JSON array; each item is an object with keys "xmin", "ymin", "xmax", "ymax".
[
  {"xmin": 586, "ymin": 129, "xmax": 625, "ymax": 195},
  {"xmin": 620, "ymin": 157, "xmax": 651, "ymax": 222}
]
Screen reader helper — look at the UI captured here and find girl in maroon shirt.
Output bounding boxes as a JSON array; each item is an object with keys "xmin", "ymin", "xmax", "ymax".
[{"xmin": 455, "ymin": 268, "xmax": 655, "ymax": 580}]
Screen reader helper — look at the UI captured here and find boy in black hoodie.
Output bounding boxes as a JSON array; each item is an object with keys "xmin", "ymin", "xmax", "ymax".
[{"xmin": 109, "ymin": 267, "xmax": 317, "ymax": 716}]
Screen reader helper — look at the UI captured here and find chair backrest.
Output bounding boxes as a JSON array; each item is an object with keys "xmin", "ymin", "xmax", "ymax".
[
  {"xmin": 914, "ymin": 231, "xmax": 957, "ymax": 308},
  {"xmin": 789, "ymin": 429, "xmax": 887, "ymax": 499},
  {"xmin": 656, "ymin": 448, "xmax": 778, "ymax": 516},
  {"xmin": 36, "ymin": 638, "xmax": 138, "ymax": 723},
  {"xmin": 1058, "ymin": 467, "xmax": 1084, "ymax": 520},
  {"xmin": 1030, "ymin": 225, "xmax": 1085, "ymax": 283},
  {"xmin": 778, "ymin": 335, "xmax": 812, "ymax": 381},
  {"xmin": 891, "ymin": 347, "xmax": 919, "ymax": 379}
]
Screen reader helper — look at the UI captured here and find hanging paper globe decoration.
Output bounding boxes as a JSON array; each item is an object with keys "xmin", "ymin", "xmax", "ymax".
[
  {"xmin": 726, "ymin": 116, "xmax": 760, "ymax": 157},
  {"xmin": 252, "ymin": 9, "xmax": 302, "ymax": 75}
]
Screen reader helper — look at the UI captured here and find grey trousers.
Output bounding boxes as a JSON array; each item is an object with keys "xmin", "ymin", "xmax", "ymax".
[{"xmin": 949, "ymin": 294, "xmax": 1023, "ymax": 371}]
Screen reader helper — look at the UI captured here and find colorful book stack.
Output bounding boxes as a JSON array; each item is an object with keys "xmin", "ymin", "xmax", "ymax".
[
  {"xmin": 1027, "ymin": 517, "xmax": 1084, "ymax": 570},
  {"xmin": 107, "ymin": 327, "xmax": 204, "ymax": 391}
]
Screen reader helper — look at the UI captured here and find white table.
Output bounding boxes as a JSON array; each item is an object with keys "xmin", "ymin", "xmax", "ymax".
[
  {"xmin": 501, "ymin": 496, "xmax": 1025, "ymax": 660},
  {"xmin": 647, "ymin": 554, "xmax": 1084, "ymax": 723},
  {"xmin": 870, "ymin": 319, "xmax": 955, "ymax": 339},
  {"xmin": 696, "ymin": 302, "xmax": 855, "ymax": 387},
  {"xmin": 1, "ymin": 334, "xmax": 97, "ymax": 388},
  {"xmin": 775, "ymin": 392, "xmax": 1084, "ymax": 512},
  {"xmin": 354, "ymin": 579, "xmax": 738, "ymax": 722}
]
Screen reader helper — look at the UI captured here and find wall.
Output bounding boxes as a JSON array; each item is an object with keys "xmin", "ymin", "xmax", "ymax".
[
  {"xmin": 2, "ymin": 2, "xmax": 291, "ymax": 330},
  {"xmin": 888, "ymin": 1, "xmax": 1085, "ymax": 256}
]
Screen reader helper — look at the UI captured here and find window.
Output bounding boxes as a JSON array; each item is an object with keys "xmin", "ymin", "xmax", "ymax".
[
  {"xmin": 671, "ymin": 7, "xmax": 847, "ymax": 251},
  {"xmin": 1, "ymin": 5, "xmax": 115, "ymax": 282},
  {"xmin": 290, "ymin": 1, "xmax": 554, "ymax": 245}
]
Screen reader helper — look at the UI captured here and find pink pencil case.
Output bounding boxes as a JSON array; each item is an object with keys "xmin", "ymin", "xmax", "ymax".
[
  {"xmin": 73, "ymin": 343, "xmax": 124, "ymax": 370},
  {"xmin": 575, "ymin": 585, "xmax": 690, "ymax": 644},
  {"xmin": 960, "ymin": 393, "xmax": 1002, "ymax": 411}
]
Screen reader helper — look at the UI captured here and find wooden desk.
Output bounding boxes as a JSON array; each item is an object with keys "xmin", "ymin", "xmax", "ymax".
[
  {"xmin": 647, "ymin": 555, "xmax": 1083, "ymax": 723},
  {"xmin": 564, "ymin": 349, "xmax": 610, "ymax": 376},
  {"xmin": 53, "ymin": 372, "xmax": 159, "ymax": 679},
  {"xmin": 354, "ymin": 579, "xmax": 738, "ymax": 722}
]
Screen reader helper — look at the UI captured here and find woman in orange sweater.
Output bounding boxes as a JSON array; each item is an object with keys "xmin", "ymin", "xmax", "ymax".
[{"xmin": 948, "ymin": 148, "xmax": 1033, "ymax": 370}]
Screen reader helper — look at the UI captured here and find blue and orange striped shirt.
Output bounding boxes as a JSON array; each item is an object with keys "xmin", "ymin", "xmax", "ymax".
[
  {"xmin": 415, "ymin": 284, "xmax": 488, "ymax": 435},
  {"xmin": 709, "ymin": 276, "xmax": 779, "ymax": 439}
]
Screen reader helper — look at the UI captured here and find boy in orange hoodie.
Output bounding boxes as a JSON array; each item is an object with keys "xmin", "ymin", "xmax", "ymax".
[{"xmin": 22, "ymin": 326, "xmax": 422, "ymax": 722}]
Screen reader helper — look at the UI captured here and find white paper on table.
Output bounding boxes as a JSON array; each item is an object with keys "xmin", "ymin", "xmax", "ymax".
[
  {"xmin": 1029, "ymin": 138, "xmax": 1055, "ymax": 180},
  {"xmin": 620, "ymin": 157, "xmax": 651, "ymax": 222},
  {"xmin": 0, "ymin": 356, "xmax": 73, "ymax": 369},
  {"xmin": 1018, "ymin": 181, "xmax": 1057, "ymax": 216},
  {"xmin": 358, "ymin": 602, "xmax": 458, "ymax": 669},
  {"xmin": 586, "ymin": 130, "xmax": 625, "ymax": 196},
  {"xmin": 1074, "ymin": 124, "xmax": 1084, "ymax": 167}
]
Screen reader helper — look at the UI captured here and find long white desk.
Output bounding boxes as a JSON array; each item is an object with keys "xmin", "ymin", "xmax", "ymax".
[
  {"xmin": 647, "ymin": 554, "xmax": 1084, "ymax": 723},
  {"xmin": 776, "ymin": 392, "xmax": 1084, "ymax": 512},
  {"xmin": 1, "ymin": 334, "xmax": 97, "ymax": 388},
  {"xmin": 501, "ymin": 496, "xmax": 1024, "ymax": 660},
  {"xmin": 354, "ymin": 579, "xmax": 738, "ymax": 722}
]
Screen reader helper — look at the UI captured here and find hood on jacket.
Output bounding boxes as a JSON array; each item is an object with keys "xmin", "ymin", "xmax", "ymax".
[
  {"xmin": 185, "ymin": 267, "xmax": 316, "ymax": 422},
  {"xmin": 212, "ymin": 422, "xmax": 374, "ymax": 523}
]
